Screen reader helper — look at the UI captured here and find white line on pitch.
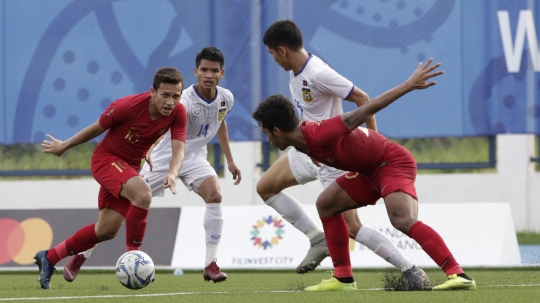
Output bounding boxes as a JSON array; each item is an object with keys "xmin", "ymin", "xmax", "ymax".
[
  {"xmin": 486, "ymin": 284, "xmax": 540, "ymax": 287},
  {"xmin": 1, "ymin": 284, "xmax": 539, "ymax": 301},
  {"xmin": 0, "ymin": 290, "xmax": 294, "ymax": 301}
]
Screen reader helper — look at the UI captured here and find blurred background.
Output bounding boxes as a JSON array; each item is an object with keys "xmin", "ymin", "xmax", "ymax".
[
  {"xmin": 0, "ymin": 0, "xmax": 539, "ymax": 268},
  {"xmin": 1, "ymin": 0, "xmax": 539, "ymax": 167}
]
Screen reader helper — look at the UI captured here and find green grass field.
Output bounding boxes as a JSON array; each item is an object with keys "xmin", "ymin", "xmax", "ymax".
[{"xmin": 1, "ymin": 268, "xmax": 539, "ymax": 303}]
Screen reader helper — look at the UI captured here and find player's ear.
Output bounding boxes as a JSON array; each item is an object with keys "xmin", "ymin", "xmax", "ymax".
[
  {"xmin": 220, "ymin": 69, "xmax": 225, "ymax": 78},
  {"xmin": 150, "ymin": 87, "xmax": 156, "ymax": 98},
  {"xmin": 193, "ymin": 67, "xmax": 198, "ymax": 77},
  {"xmin": 278, "ymin": 46, "xmax": 287, "ymax": 56}
]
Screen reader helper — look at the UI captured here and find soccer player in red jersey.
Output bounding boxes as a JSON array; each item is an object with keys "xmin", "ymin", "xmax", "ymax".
[
  {"xmin": 252, "ymin": 59, "xmax": 477, "ymax": 291},
  {"xmin": 61, "ymin": 47, "xmax": 238, "ymax": 284},
  {"xmin": 34, "ymin": 67, "xmax": 188, "ymax": 290},
  {"xmin": 261, "ymin": 20, "xmax": 428, "ymax": 287}
]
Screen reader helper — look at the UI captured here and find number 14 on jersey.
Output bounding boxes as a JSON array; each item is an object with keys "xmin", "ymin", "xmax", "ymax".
[{"xmin": 198, "ymin": 124, "xmax": 210, "ymax": 138}]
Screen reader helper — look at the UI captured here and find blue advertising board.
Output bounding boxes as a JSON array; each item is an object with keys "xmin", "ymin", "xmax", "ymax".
[{"xmin": 0, "ymin": 0, "xmax": 538, "ymax": 143}]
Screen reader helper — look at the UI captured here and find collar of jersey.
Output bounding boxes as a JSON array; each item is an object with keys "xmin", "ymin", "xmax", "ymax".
[
  {"xmin": 193, "ymin": 84, "xmax": 219, "ymax": 104},
  {"xmin": 294, "ymin": 53, "xmax": 313, "ymax": 77}
]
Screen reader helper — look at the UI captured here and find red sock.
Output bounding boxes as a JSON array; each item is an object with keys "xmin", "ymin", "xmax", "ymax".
[
  {"xmin": 125, "ymin": 205, "xmax": 149, "ymax": 251},
  {"xmin": 408, "ymin": 221, "xmax": 463, "ymax": 276},
  {"xmin": 47, "ymin": 224, "xmax": 101, "ymax": 265},
  {"xmin": 321, "ymin": 214, "xmax": 352, "ymax": 278}
]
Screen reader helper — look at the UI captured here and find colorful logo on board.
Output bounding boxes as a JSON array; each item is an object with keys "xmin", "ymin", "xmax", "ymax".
[
  {"xmin": 0, "ymin": 218, "xmax": 53, "ymax": 265},
  {"xmin": 250, "ymin": 216, "xmax": 284, "ymax": 250}
]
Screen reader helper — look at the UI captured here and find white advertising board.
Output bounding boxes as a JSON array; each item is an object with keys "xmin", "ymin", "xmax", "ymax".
[{"xmin": 171, "ymin": 203, "xmax": 521, "ymax": 269}]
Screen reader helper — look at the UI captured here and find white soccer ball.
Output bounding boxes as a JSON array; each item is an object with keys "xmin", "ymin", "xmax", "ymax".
[{"xmin": 115, "ymin": 250, "xmax": 155, "ymax": 290}]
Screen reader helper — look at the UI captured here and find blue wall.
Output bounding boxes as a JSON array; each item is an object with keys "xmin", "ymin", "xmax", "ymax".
[{"xmin": 1, "ymin": 0, "xmax": 539, "ymax": 144}]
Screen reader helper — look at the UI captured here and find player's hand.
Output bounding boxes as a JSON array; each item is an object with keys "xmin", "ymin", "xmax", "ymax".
[
  {"xmin": 145, "ymin": 152, "xmax": 153, "ymax": 172},
  {"xmin": 145, "ymin": 140, "xmax": 161, "ymax": 172},
  {"xmin": 407, "ymin": 58, "xmax": 444, "ymax": 90},
  {"xmin": 311, "ymin": 158, "xmax": 321, "ymax": 167},
  {"xmin": 41, "ymin": 134, "xmax": 66, "ymax": 157},
  {"xmin": 163, "ymin": 172, "xmax": 177, "ymax": 194},
  {"xmin": 227, "ymin": 161, "xmax": 242, "ymax": 185}
]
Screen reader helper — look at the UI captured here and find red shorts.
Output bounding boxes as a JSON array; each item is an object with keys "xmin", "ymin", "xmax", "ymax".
[
  {"xmin": 336, "ymin": 143, "xmax": 418, "ymax": 206},
  {"xmin": 91, "ymin": 153, "xmax": 140, "ymax": 217}
]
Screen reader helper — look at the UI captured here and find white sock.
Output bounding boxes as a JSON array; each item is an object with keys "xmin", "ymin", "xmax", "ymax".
[
  {"xmin": 355, "ymin": 225, "xmax": 414, "ymax": 272},
  {"xmin": 80, "ymin": 246, "xmax": 95, "ymax": 258},
  {"xmin": 264, "ymin": 192, "xmax": 322, "ymax": 239},
  {"xmin": 204, "ymin": 203, "xmax": 223, "ymax": 267},
  {"xmin": 309, "ymin": 231, "xmax": 326, "ymax": 247}
]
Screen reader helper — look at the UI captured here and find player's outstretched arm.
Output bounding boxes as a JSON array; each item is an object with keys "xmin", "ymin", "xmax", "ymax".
[
  {"xmin": 346, "ymin": 87, "xmax": 378, "ymax": 132},
  {"xmin": 41, "ymin": 120, "xmax": 106, "ymax": 157},
  {"xmin": 341, "ymin": 58, "xmax": 443, "ymax": 131},
  {"xmin": 164, "ymin": 139, "xmax": 185, "ymax": 194},
  {"xmin": 216, "ymin": 121, "xmax": 242, "ymax": 185}
]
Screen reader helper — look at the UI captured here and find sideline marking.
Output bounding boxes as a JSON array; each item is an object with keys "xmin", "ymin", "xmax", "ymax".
[
  {"xmin": 487, "ymin": 284, "xmax": 540, "ymax": 287},
  {"xmin": 0, "ymin": 291, "xmax": 294, "ymax": 301},
  {"xmin": 2, "ymin": 284, "xmax": 540, "ymax": 301}
]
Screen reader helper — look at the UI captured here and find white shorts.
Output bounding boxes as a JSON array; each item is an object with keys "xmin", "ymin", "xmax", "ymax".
[
  {"xmin": 287, "ymin": 148, "xmax": 345, "ymax": 189},
  {"xmin": 140, "ymin": 156, "xmax": 217, "ymax": 197}
]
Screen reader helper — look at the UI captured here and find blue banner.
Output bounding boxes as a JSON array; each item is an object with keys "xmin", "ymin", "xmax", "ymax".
[{"xmin": 0, "ymin": 0, "xmax": 538, "ymax": 144}]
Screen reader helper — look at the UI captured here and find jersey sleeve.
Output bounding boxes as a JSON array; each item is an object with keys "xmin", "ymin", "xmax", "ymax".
[
  {"xmin": 313, "ymin": 116, "xmax": 350, "ymax": 148},
  {"xmin": 170, "ymin": 103, "xmax": 187, "ymax": 142},
  {"xmin": 226, "ymin": 90, "xmax": 234, "ymax": 113},
  {"xmin": 313, "ymin": 68, "xmax": 354, "ymax": 100},
  {"xmin": 326, "ymin": 117, "xmax": 349, "ymax": 144},
  {"xmin": 98, "ymin": 98, "xmax": 129, "ymax": 130},
  {"xmin": 180, "ymin": 94, "xmax": 190, "ymax": 115}
]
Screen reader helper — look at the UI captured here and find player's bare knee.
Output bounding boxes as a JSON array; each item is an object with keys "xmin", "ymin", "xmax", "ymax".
[
  {"xmin": 96, "ymin": 229, "xmax": 118, "ymax": 241},
  {"xmin": 315, "ymin": 196, "xmax": 334, "ymax": 217},
  {"xmin": 256, "ymin": 180, "xmax": 275, "ymax": 202},
  {"xmin": 204, "ymin": 193, "xmax": 222, "ymax": 204},
  {"xmin": 389, "ymin": 217, "xmax": 413, "ymax": 235},
  {"xmin": 393, "ymin": 224, "xmax": 409, "ymax": 235},
  {"xmin": 131, "ymin": 189, "xmax": 152, "ymax": 209}
]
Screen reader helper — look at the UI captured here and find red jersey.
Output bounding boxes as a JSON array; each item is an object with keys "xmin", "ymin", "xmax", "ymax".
[
  {"xmin": 301, "ymin": 116, "xmax": 390, "ymax": 176},
  {"xmin": 93, "ymin": 92, "xmax": 187, "ymax": 168}
]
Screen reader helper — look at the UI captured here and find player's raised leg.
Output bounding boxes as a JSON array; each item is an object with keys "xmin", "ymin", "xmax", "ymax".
[
  {"xmin": 35, "ymin": 208, "xmax": 124, "ymax": 289},
  {"xmin": 197, "ymin": 176, "xmax": 228, "ymax": 283},
  {"xmin": 341, "ymin": 208, "xmax": 427, "ymax": 289},
  {"xmin": 323, "ymin": 170, "xmax": 428, "ymax": 290},
  {"xmin": 305, "ymin": 182, "xmax": 359, "ymax": 291},
  {"xmin": 384, "ymin": 192, "xmax": 476, "ymax": 291},
  {"xmin": 120, "ymin": 176, "xmax": 152, "ymax": 251},
  {"xmin": 257, "ymin": 151, "xmax": 329, "ymax": 274},
  {"xmin": 63, "ymin": 168, "xmax": 167, "ymax": 283},
  {"xmin": 63, "ymin": 246, "xmax": 95, "ymax": 282}
]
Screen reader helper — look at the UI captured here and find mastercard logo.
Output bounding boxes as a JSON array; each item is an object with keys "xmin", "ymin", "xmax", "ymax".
[{"xmin": 0, "ymin": 218, "xmax": 53, "ymax": 265}]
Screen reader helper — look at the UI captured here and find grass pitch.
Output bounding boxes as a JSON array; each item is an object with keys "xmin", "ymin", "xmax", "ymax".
[{"xmin": 1, "ymin": 267, "xmax": 539, "ymax": 303}]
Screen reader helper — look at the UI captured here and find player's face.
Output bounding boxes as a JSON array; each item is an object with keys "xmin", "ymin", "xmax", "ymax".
[
  {"xmin": 267, "ymin": 46, "xmax": 291, "ymax": 71},
  {"xmin": 151, "ymin": 83, "xmax": 183, "ymax": 116},
  {"xmin": 194, "ymin": 59, "xmax": 224, "ymax": 90},
  {"xmin": 262, "ymin": 127, "xmax": 286, "ymax": 150}
]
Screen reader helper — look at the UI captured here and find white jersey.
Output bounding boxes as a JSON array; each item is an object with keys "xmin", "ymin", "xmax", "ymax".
[
  {"xmin": 142, "ymin": 85, "xmax": 234, "ymax": 172},
  {"xmin": 289, "ymin": 54, "xmax": 354, "ymax": 122}
]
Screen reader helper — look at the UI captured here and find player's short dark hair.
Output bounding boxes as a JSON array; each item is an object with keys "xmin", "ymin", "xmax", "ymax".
[
  {"xmin": 263, "ymin": 19, "xmax": 303, "ymax": 51},
  {"xmin": 196, "ymin": 46, "xmax": 225, "ymax": 69},
  {"xmin": 153, "ymin": 67, "xmax": 184, "ymax": 91},
  {"xmin": 252, "ymin": 94, "xmax": 300, "ymax": 132}
]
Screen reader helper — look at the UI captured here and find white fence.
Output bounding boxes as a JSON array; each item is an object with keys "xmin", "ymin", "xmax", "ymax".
[{"xmin": 0, "ymin": 134, "xmax": 539, "ymax": 232}]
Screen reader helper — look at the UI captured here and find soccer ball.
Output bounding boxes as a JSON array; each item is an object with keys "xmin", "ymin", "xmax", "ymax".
[{"xmin": 115, "ymin": 250, "xmax": 155, "ymax": 290}]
